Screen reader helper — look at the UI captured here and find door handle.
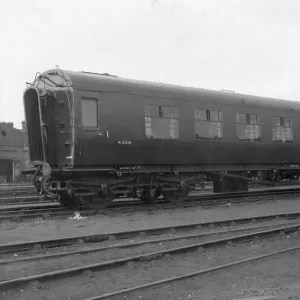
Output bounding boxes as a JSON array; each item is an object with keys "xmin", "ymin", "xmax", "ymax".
[
  {"xmin": 76, "ymin": 137, "xmax": 84, "ymax": 156},
  {"xmin": 97, "ymin": 131, "xmax": 109, "ymax": 138}
]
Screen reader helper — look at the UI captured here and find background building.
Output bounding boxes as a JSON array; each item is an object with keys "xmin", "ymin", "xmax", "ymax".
[{"xmin": 0, "ymin": 121, "xmax": 30, "ymax": 183}]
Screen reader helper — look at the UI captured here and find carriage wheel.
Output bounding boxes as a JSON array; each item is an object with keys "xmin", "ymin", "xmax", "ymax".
[
  {"xmin": 79, "ymin": 190, "xmax": 114, "ymax": 210},
  {"xmin": 140, "ymin": 188, "xmax": 155, "ymax": 205},
  {"xmin": 58, "ymin": 194, "xmax": 78, "ymax": 209},
  {"xmin": 163, "ymin": 187, "xmax": 190, "ymax": 203},
  {"xmin": 199, "ymin": 180, "xmax": 205, "ymax": 191}
]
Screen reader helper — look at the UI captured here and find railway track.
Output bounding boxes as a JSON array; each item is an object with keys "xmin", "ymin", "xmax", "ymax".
[
  {"xmin": 0, "ymin": 196, "xmax": 50, "ymax": 206},
  {"xmin": 0, "ymin": 185, "xmax": 43, "ymax": 205},
  {"xmin": 1, "ymin": 213, "xmax": 300, "ymax": 299},
  {"xmin": 0, "ymin": 206, "xmax": 68, "ymax": 222},
  {"xmin": 85, "ymin": 234, "xmax": 300, "ymax": 300},
  {"xmin": 0, "ymin": 186, "xmax": 300, "ymax": 222},
  {"xmin": 0, "ymin": 186, "xmax": 36, "ymax": 198},
  {"xmin": 1, "ymin": 211, "xmax": 300, "ymax": 255}
]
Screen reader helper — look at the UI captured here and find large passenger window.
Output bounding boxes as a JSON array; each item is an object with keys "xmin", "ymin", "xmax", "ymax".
[
  {"xmin": 81, "ymin": 98, "xmax": 98, "ymax": 128},
  {"xmin": 145, "ymin": 105, "xmax": 179, "ymax": 139},
  {"xmin": 236, "ymin": 113, "xmax": 260, "ymax": 141},
  {"xmin": 195, "ymin": 109, "xmax": 223, "ymax": 140},
  {"xmin": 272, "ymin": 116, "xmax": 293, "ymax": 142}
]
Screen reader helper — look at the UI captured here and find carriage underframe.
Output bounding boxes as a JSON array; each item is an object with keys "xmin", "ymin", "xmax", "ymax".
[{"xmin": 32, "ymin": 164, "xmax": 300, "ymax": 210}]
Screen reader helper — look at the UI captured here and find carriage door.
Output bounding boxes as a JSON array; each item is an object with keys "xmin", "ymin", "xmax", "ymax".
[{"xmin": 76, "ymin": 92, "xmax": 109, "ymax": 166}]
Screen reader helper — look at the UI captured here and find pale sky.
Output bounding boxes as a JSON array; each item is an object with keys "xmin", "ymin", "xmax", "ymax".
[{"xmin": 0, "ymin": 0, "xmax": 300, "ymax": 129}]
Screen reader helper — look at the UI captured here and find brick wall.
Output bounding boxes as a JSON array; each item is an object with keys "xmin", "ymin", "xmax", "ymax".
[{"xmin": 0, "ymin": 122, "xmax": 30, "ymax": 182}]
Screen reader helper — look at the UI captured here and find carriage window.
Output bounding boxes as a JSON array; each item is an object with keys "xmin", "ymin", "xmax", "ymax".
[
  {"xmin": 195, "ymin": 109, "xmax": 223, "ymax": 140},
  {"xmin": 272, "ymin": 116, "xmax": 293, "ymax": 142},
  {"xmin": 81, "ymin": 99, "xmax": 98, "ymax": 128},
  {"xmin": 236, "ymin": 113, "xmax": 260, "ymax": 141},
  {"xmin": 145, "ymin": 105, "xmax": 179, "ymax": 139}
]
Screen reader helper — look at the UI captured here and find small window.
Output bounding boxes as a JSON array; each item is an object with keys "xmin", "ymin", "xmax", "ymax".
[
  {"xmin": 195, "ymin": 110, "xmax": 207, "ymax": 121},
  {"xmin": 236, "ymin": 113, "xmax": 260, "ymax": 141},
  {"xmin": 250, "ymin": 114, "xmax": 259, "ymax": 124},
  {"xmin": 145, "ymin": 105, "xmax": 179, "ymax": 139},
  {"xmin": 147, "ymin": 105, "xmax": 160, "ymax": 117},
  {"xmin": 236, "ymin": 113, "xmax": 246, "ymax": 124},
  {"xmin": 210, "ymin": 110, "xmax": 222, "ymax": 121},
  {"xmin": 195, "ymin": 109, "xmax": 223, "ymax": 140},
  {"xmin": 272, "ymin": 116, "xmax": 293, "ymax": 143},
  {"xmin": 81, "ymin": 98, "xmax": 98, "ymax": 128}
]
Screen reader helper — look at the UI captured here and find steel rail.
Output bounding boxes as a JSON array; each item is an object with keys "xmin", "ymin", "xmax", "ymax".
[
  {"xmin": 0, "ymin": 200, "xmax": 53, "ymax": 206},
  {"xmin": 0, "ymin": 223, "xmax": 299, "ymax": 290},
  {"xmin": 0, "ymin": 205, "xmax": 62, "ymax": 213},
  {"xmin": 0, "ymin": 195, "xmax": 46, "ymax": 204}
]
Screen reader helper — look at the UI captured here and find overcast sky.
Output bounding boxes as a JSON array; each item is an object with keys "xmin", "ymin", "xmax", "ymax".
[{"xmin": 0, "ymin": 0, "xmax": 300, "ymax": 128}]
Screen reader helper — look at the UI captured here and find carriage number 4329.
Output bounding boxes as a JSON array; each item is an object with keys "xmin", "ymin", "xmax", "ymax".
[{"xmin": 118, "ymin": 141, "xmax": 132, "ymax": 145}]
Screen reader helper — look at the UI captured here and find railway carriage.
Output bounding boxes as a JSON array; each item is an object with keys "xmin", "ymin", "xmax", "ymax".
[{"xmin": 23, "ymin": 68, "xmax": 300, "ymax": 209}]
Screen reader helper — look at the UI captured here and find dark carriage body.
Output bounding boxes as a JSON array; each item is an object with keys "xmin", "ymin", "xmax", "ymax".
[{"xmin": 23, "ymin": 69, "xmax": 300, "ymax": 207}]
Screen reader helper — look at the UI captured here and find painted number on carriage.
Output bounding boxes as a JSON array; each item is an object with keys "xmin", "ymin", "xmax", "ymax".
[{"xmin": 118, "ymin": 141, "xmax": 132, "ymax": 145}]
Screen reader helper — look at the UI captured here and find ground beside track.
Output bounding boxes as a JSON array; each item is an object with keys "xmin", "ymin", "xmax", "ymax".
[
  {"xmin": 1, "ymin": 228, "xmax": 300, "ymax": 299},
  {"xmin": 1, "ymin": 220, "xmax": 297, "ymax": 280},
  {"xmin": 122, "ymin": 250, "xmax": 300, "ymax": 300},
  {"xmin": 1, "ymin": 197, "xmax": 300, "ymax": 244}
]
